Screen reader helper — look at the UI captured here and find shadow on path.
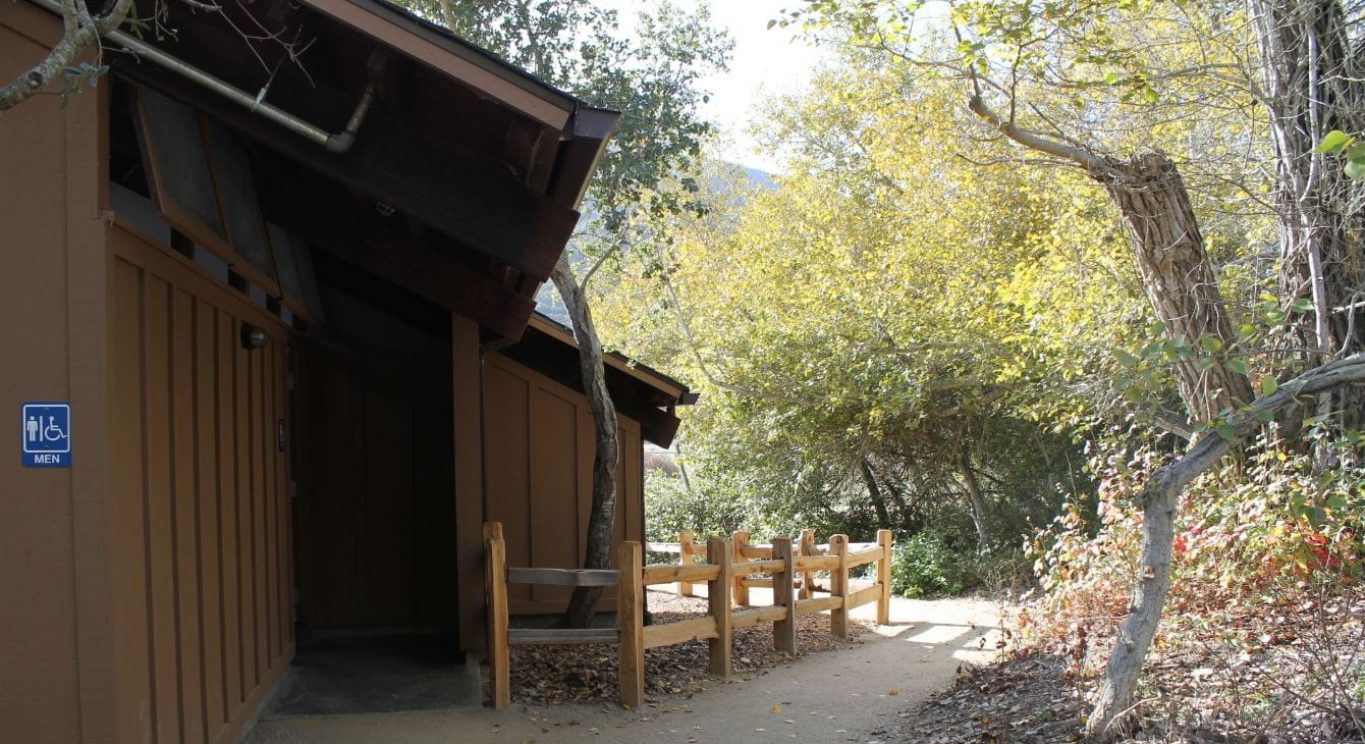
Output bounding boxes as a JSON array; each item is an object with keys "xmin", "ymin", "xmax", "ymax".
[{"xmin": 243, "ymin": 594, "xmax": 1005, "ymax": 744}]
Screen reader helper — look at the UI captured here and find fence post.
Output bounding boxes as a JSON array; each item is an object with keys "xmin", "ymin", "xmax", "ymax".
[
  {"xmin": 618, "ymin": 541, "xmax": 645, "ymax": 709},
  {"xmin": 678, "ymin": 529, "xmax": 695, "ymax": 597},
  {"xmin": 771, "ymin": 537, "xmax": 797, "ymax": 656},
  {"xmin": 876, "ymin": 529, "xmax": 893, "ymax": 625},
  {"xmin": 483, "ymin": 524, "xmax": 509, "ymax": 709},
  {"xmin": 829, "ymin": 534, "xmax": 849, "ymax": 639},
  {"xmin": 731, "ymin": 530, "xmax": 750, "ymax": 606},
  {"xmin": 707, "ymin": 536, "xmax": 732, "ymax": 677},
  {"xmin": 798, "ymin": 529, "xmax": 815, "ymax": 599}
]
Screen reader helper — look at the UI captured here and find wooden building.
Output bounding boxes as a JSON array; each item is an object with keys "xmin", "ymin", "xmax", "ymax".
[{"xmin": 0, "ymin": 0, "xmax": 691, "ymax": 741}]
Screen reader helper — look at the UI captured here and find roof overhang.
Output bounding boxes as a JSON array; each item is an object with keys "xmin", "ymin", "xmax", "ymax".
[
  {"xmin": 492, "ymin": 314, "xmax": 696, "ymax": 447},
  {"xmin": 296, "ymin": 0, "xmax": 577, "ymax": 130},
  {"xmin": 526, "ymin": 315, "xmax": 692, "ymax": 401},
  {"xmin": 77, "ymin": 0, "xmax": 620, "ymax": 340}
]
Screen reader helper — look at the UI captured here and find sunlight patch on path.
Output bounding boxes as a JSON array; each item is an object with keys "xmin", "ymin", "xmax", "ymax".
[
  {"xmin": 870, "ymin": 623, "xmax": 914, "ymax": 638},
  {"xmin": 242, "ymin": 594, "xmax": 1009, "ymax": 744},
  {"xmin": 906, "ymin": 624, "xmax": 974, "ymax": 645}
]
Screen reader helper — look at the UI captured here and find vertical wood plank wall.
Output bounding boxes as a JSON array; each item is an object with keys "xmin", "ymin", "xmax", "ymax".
[
  {"xmin": 109, "ymin": 225, "xmax": 293, "ymax": 744},
  {"xmin": 0, "ymin": 5, "xmax": 110, "ymax": 741},
  {"xmin": 483, "ymin": 353, "xmax": 644, "ymax": 615}
]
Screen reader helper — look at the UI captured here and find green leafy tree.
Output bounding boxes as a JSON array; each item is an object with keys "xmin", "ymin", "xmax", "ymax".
[
  {"xmin": 595, "ymin": 58, "xmax": 1116, "ymax": 557},
  {"xmin": 784, "ymin": 1, "xmax": 1365, "ymax": 737}
]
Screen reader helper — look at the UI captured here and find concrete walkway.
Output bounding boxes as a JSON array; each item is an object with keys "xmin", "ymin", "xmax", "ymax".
[{"xmin": 243, "ymin": 594, "xmax": 1005, "ymax": 744}]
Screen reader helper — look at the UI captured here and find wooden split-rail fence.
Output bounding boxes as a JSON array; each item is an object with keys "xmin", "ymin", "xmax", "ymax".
[{"xmin": 483, "ymin": 522, "xmax": 894, "ymax": 709}]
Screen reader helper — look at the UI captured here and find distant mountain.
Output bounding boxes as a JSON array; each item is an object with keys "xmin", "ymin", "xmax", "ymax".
[{"xmin": 742, "ymin": 165, "xmax": 777, "ymax": 190}]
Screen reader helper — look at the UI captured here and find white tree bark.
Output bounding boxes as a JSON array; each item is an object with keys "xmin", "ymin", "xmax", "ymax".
[{"xmin": 1086, "ymin": 352, "xmax": 1365, "ymax": 739}]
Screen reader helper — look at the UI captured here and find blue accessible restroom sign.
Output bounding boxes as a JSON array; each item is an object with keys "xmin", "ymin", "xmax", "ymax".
[{"xmin": 22, "ymin": 402, "xmax": 71, "ymax": 468}]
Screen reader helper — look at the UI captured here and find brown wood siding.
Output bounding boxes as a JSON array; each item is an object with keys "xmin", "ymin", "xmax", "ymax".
[
  {"xmin": 109, "ymin": 225, "xmax": 293, "ymax": 744},
  {"xmin": 482, "ymin": 353, "xmax": 644, "ymax": 616},
  {"xmin": 0, "ymin": 4, "xmax": 111, "ymax": 742}
]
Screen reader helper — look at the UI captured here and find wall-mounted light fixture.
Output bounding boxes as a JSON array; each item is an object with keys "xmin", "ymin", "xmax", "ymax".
[{"xmin": 241, "ymin": 323, "xmax": 268, "ymax": 350}]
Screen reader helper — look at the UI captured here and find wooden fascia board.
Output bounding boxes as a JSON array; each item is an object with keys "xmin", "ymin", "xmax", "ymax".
[
  {"xmin": 526, "ymin": 315, "xmax": 687, "ymax": 400},
  {"xmin": 296, "ymin": 0, "xmax": 572, "ymax": 130},
  {"xmin": 548, "ymin": 107, "xmax": 621, "ymax": 209},
  {"xmin": 631, "ymin": 404, "xmax": 682, "ymax": 449}
]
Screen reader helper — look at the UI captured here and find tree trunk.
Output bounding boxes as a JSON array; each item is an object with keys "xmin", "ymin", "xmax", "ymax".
[
  {"xmin": 963, "ymin": 93, "xmax": 1259, "ymax": 740},
  {"xmin": 551, "ymin": 256, "xmax": 620, "ymax": 628},
  {"xmin": 957, "ymin": 446, "xmax": 991, "ymax": 552},
  {"xmin": 1086, "ymin": 472, "xmax": 1179, "ymax": 740},
  {"xmin": 883, "ymin": 477, "xmax": 914, "ymax": 532},
  {"xmin": 1086, "ymin": 352, "xmax": 1365, "ymax": 739},
  {"xmin": 1091, "ymin": 154, "xmax": 1255, "ymax": 423},
  {"xmin": 858, "ymin": 457, "xmax": 893, "ymax": 528},
  {"xmin": 1249, "ymin": 0, "xmax": 1365, "ymax": 434},
  {"xmin": 968, "ymin": 98, "xmax": 1252, "ymax": 424}
]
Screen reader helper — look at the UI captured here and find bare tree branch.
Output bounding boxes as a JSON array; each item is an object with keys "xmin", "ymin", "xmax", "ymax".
[
  {"xmin": 966, "ymin": 93, "xmax": 1102, "ymax": 170},
  {"xmin": 0, "ymin": 0, "xmax": 134, "ymax": 112}
]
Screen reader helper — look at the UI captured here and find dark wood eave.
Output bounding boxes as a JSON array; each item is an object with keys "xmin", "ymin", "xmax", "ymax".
[
  {"xmin": 298, "ymin": 0, "xmax": 579, "ymax": 129},
  {"xmin": 85, "ymin": 0, "xmax": 621, "ymax": 341}
]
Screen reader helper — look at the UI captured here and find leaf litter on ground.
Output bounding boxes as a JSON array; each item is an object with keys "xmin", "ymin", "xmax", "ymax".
[{"xmin": 504, "ymin": 589, "xmax": 872, "ymax": 705}]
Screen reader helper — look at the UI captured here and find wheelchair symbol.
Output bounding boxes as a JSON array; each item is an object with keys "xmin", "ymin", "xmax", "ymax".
[{"xmin": 44, "ymin": 417, "xmax": 66, "ymax": 442}]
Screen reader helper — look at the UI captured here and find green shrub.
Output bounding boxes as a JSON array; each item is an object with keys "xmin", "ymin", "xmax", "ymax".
[
  {"xmin": 890, "ymin": 528, "xmax": 978, "ymax": 598},
  {"xmin": 644, "ymin": 469, "xmax": 759, "ymax": 542}
]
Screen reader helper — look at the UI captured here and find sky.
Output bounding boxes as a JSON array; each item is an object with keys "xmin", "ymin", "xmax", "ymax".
[{"xmin": 596, "ymin": 0, "xmax": 834, "ymax": 174}]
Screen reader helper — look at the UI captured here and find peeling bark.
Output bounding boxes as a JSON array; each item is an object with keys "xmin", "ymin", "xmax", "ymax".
[
  {"xmin": 968, "ymin": 97, "xmax": 1253, "ymax": 422},
  {"xmin": 1091, "ymin": 153, "xmax": 1256, "ymax": 422},
  {"xmin": 965, "ymin": 91, "xmax": 1351, "ymax": 741},
  {"xmin": 551, "ymin": 256, "xmax": 620, "ymax": 629}
]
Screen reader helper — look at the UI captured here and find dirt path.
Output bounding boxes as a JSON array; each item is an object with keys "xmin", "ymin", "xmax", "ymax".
[{"xmin": 245, "ymin": 594, "xmax": 1005, "ymax": 744}]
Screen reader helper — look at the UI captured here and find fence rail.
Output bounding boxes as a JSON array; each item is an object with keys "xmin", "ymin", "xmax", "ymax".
[{"xmin": 483, "ymin": 522, "xmax": 894, "ymax": 709}]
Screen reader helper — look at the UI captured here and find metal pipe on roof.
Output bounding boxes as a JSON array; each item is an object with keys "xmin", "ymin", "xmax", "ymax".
[{"xmin": 32, "ymin": 0, "xmax": 374, "ymax": 153}]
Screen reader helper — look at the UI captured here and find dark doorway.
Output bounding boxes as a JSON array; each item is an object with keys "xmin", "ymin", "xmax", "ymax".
[{"xmin": 284, "ymin": 252, "xmax": 470, "ymax": 713}]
